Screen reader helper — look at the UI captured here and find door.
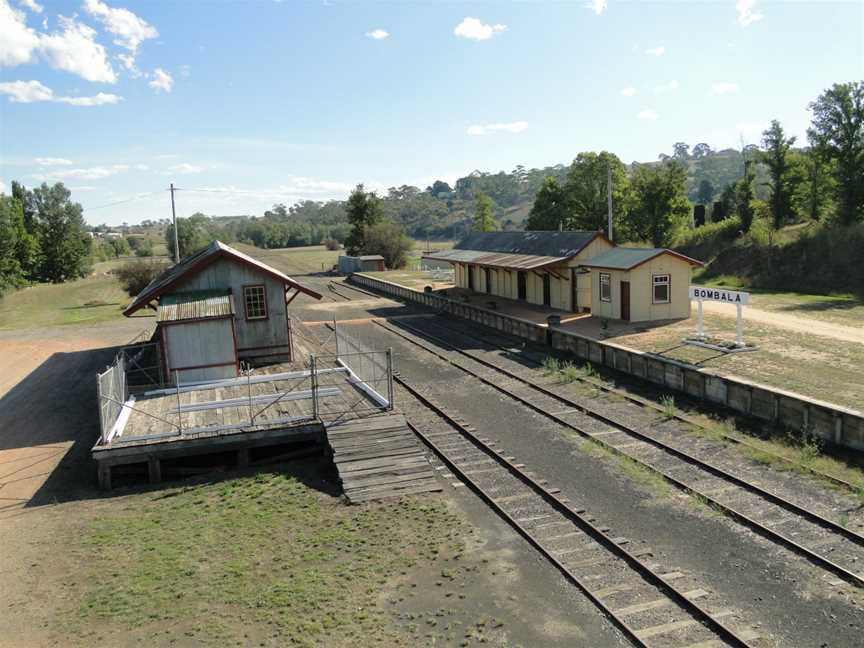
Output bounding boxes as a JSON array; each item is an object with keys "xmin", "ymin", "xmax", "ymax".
[
  {"xmin": 468, "ymin": 265, "xmax": 475, "ymax": 290},
  {"xmin": 484, "ymin": 268, "xmax": 492, "ymax": 294},
  {"xmin": 517, "ymin": 271, "xmax": 527, "ymax": 300},
  {"xmin": 620, "ymin": 281, "xmax": 630, "ymax": 321},
  {"xmin": 542, "ymin": 273, "xmax": 551, "ymax": 307}
]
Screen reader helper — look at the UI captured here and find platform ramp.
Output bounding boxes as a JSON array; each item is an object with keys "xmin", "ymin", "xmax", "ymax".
[{"xmin": 325, "ymin": 413, "xmax": 440, "ymax": 503}]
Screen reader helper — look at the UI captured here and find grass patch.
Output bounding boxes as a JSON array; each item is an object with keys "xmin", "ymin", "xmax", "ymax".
[
  {"xmin": 578, "ymin": 438, "xmax": 669, "ymax": 499},
  {"xmin": 659, "ymin": 395, "xmax": 676, "ymax": 420},
  {"xmin": 57, "ymin": 469, "xmax": 467, "ymax": 646}
]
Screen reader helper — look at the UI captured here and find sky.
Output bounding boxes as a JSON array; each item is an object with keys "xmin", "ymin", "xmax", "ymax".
[{"xmin": 0, "ymin": 0, "xmax": 862, "ymax": 227}]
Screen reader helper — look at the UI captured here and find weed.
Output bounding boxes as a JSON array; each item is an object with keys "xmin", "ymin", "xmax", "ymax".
[
  {"xmin": 839, "ymin": 512, "xmax": 849, "ymax": 528},
  {"xmin": 659, "ymin": 394, "xmax": 676, "ymax": 420},
  {"xmin": 541, "ymin": 357, "xmax": 561, "ymax": 376},
  {"xmin": 799, "ymin": 430, "xmax": 822, "ymax": 464},
  {"xmin": 558, "ymin": 362, "xmax": 582, "ymax": 384}
]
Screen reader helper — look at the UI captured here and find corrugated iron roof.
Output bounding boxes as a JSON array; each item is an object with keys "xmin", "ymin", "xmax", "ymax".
[
  {"xmin": 123, "ymin": 240, "xmax": 322, "ymax": 317},
  {"xmin": 579, "ymin": 247, "xmax": 704, "ymax": 270},
  {"xmin": 157, "ymin": 290, "xmax": 235, "ymax": 323},
  {"xmin": 455, "ymin": 231, "xmax": 603, "ymax": 257},
  {"xmin": 423, "ymin": 248, "xmax": 569, "ymax": 270}
]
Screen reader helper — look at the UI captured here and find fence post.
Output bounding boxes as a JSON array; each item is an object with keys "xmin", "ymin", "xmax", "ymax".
[
  {"xmin": 386, "ymin": 347, "xmax": 394, "ymax": 411},
  {"xmin": 310, "ymin": 354, "xmax": 319, "ymax": 420},
  {"xmin": 96, "ymin": 374, "xmax": 106, "ymax": 445},
  {"xmin": 246, "ymin": 364, "xmax": 254, "ymax": 426}
]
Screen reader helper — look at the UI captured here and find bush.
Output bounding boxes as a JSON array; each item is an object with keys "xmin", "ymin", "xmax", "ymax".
[
  {"xmin": 362, "ymin": 221, "xmax": 413, "ymax": 269},
  {"xmin": 116, "ymin": 259, "xmax": 170, "ymax": 297},
  {"xmin": 134, "ymin": 240, "xmax": 154, "ymax": 257},
  {"xmin": 322, "ymin": 238, "xmax": 341, "ymax": 251}
]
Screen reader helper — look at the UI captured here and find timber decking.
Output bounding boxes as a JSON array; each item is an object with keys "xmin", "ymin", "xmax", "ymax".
[{"xmin": 326, "ymin": 413, "xmax": 440, "ymax": 503}]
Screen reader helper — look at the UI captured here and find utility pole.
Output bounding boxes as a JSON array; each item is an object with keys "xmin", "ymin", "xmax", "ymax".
[
  {"xmin": 169, "ymin": 183, "xmax": 180, "ymax": 263},
  {"xmin": 607, "ymin": 163, "xmax": 613, "ymax": 243}
]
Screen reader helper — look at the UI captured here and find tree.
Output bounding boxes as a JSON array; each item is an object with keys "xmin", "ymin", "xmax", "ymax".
[
  {"xmin": 807, "ymin": 81, "xmax": 864, "ymax": 225},
  {"xmin": 427, "ymin": 180, "xmax": 452, "ymax": 196},
  {"xmin": 116, "ymin": 259, "xmax": 171, "ymax": 296},
  {"xmin": 760, "ymin": 120, "xmax": 798, "ymax": 229},
  {"xmin": 31, "ymin": 182, "xmax": 90, "ymax": 282},
  {"xmin": 9, "ymin": 181, "xmax": 40, "ymax": 277},
  {"xmin": 628, "ymin": 161, "xmax": 691, "ymax": 247},
  {"xmin": 736, "ymin": 160, "xmax": 757, "ymax": 232},
  {"xmin": 165, "ymin": 213, "xmax": 213, "ymax": 259},
  {"xmin": 716, "ymin": 183, "xmax": 737, "ymax": 221},
  {"xmin": 473, "ymin": 192, "xmax": 496, "ymax": 232},
  {"xmin": 562, "ymin": 151, "xmax": 630, "ymax": 237},
  {"xmin": 793, "ymin": 149, "xmax": 836, "ymax": 221},
  {"xmin": 362, "ymin": 221, "xmax": 413, "ymax": 268},
  {"xmin": 696, "ymin": 179, "xmax": 715, "ymax": 205},
  {"xmin": 672, "ymin": 142, "xmax": 691, "ymax": 160},
  {"xmin": 0, "ymin": 195, "xmax": 25, "ymax": 294},
  {"xmin": 692, "ymin": 143, "xmax": 712, "ymax": 159},
  {"xmin": 526, "ymin": 177, "xmax": 568, "ymax": 230},
  {"xmin": 344, "ymin": 184, "xmax": 383, "ymax": 255}
]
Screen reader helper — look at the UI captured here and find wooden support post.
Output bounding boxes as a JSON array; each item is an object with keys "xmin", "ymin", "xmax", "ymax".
[
  {"xmin": 98, "ymin": 463, "xmax": 112, "ymax": 490},
  {"xmin": 148, "ymin": 457, "xmax": 162, "ymax": 484},
  {"xmin": 237, "ymin": 447, "xmax": 250, "ymax": 468}
]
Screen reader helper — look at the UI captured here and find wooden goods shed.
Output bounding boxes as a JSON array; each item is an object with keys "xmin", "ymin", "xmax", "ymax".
[
  {"xmin": 338, "ymin": 255, "xmax": 386, "ymax": 274},
  {"xmin": 123, "ymin": 241, "xmax": 322, "ymax": 382},
  {"xmin": 580, "ymin": 247, "xmax": 703, "ymax": 322},
  {"xmin": 423, "ymin": 231, "xmax": 612, "ymax": 312}
]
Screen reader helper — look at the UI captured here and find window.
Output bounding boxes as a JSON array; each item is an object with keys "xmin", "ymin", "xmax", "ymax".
[
  {"xmin": 243, "ymin": 285, "xmax": 268, "ymax": 320},
  {"xmin": 599, "ymin": 273, "xmax": 611, "ymax": 302},
  {"xmin": 652, "ymin": 274, "xmax": 670, "ymax": 304}
]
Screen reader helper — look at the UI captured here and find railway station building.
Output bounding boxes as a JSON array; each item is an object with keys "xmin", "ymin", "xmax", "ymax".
[{"xmin": 423, "ymin": 231, "xmax": 703, "ymax": 323}]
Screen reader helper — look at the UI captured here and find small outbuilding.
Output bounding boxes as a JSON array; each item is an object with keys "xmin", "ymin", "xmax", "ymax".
[
  {"xmin": 580, "ymin": 247, "xmax": 703, "ymax": 322},
  {"xmin": 423, "ymin": 231, "xmax": 613, "ymax": 312},
  {"xmin": 123, "ymin": 241, "xmax": 322, "ymax": 383},
  {"xmin": 338, "ymin": 255, "xmax": 386, "ymax": 274}
]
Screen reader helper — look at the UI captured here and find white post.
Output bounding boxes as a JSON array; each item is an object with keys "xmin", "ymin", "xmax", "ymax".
[
  {"xmin": 696, "ymin": 299, "xmax": 705, "ymax": 340},
  {"xmin": 735, "ymin": 303, "xmax": 744, "ymax": 347}
]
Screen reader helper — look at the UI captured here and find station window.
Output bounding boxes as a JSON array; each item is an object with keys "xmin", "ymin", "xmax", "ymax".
[
  {"xmin": 652, "ymin": 274, "xmax": 670, "ymax": 304},
  {"xmin": 599, "ymin": 273, "xmax": 611, "ymax": 302},
  {"xmin": 243, "ymin": 284, "xmax": 268, "ymax": 320}
]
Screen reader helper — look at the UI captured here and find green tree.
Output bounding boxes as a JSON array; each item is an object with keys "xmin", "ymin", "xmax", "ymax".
[
  {"xmin": 30, "ymin": 182, "xmax": 90, "ymax": 282},
  {"xmin": 562, "ymin": 152, "xmax": 630, "ymax": 237},
  {"xmin": 166, "ymin": 213, "xmax": 213, "ymax": 259},
  {"xmin": 0, "ymin": 195, "xmax": 25, "ymax": 294},
  {"xmin": 760, "ymin": 120, "xmax": 798, "ymax": 228},
  {"xmin": 9, "ymin": 182, "xmax": 40, "ymax": 277},
  {"xmin": 735, "ymin": 160, "xmax": 757, "ymax": 233},
  {"xmin": 526, "ymin": 177, "xmax": 569, "ymax": 230},
  {"xmin": 362, "ymin": 221, "xmax": 413, "ymax": 268},
  {"xmin": 696, "ymin": 179, "xmax": 715, "ymax": 205},
  {"xmin": 628, "ymin": 161, "xmax": 691, "ymax": 247},
  {"xmin": 344, "ymin": 184, "xmax": 383, "ymax": 255},
  {"xmin": 473, "ymin": 192, "xmax": 496, "ymax": 232},
  {"xmin": 807, "ymin": 81, "xmax": 864, "ymax": 224},
  {"xmin": 793, "ymin": 149, "xmax": 836, "ymax": 221}
]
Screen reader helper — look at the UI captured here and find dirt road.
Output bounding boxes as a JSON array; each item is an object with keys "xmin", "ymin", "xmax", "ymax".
[{"xmin": 702, "ymin": 300, "xmax": 864, "ymax": 344}]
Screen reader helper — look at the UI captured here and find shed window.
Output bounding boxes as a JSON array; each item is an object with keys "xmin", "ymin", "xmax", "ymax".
[
  {"xmin": 243, "ymin": 285, "xmax": 268, "ymax": 320},
  {"xmin": 599, "ymin": 273, "xmax": 611, "ymax": 302},
  {"xmin": 652, "ymin": 274, "xmax": 670, "ymax": 304}
]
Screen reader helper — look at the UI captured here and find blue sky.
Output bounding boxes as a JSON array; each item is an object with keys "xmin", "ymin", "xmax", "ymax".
[{"xmin": 1, "ymin": 0, "xmax": 862, "ymax": 226}]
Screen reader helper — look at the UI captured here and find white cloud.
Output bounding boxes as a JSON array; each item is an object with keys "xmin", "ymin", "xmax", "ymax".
[
  {"xmin": 35, "ymin": 156, "xmax": 73, "ymax": 166},
  {"xmin": 0, "ymin": 179, "xmax": 6, "ymax": 194},
  {"xmin": 637, "ymin": 109, "xmax": 659, "ymax": 121},
  {"xmin": 167, "ymin": 163, "xmax": 204, "ymax": 174},
  {"xmin": 586, "ymin": 0, "xmax": 607, "ymax": 15},
  {"xmin": 38, "ymin": 15, "xmax": 117, "ymax": 83},
  {"xmin": 18, "ymin": 0, "xmax": 42, "ymax": 13},
  {"xmin": 0, "ymin": 79, "xmax": 122, "ymax": 104},
  {"xmin": 644, "ymin": 45, "xmax": 665, "ymax": 56},
  {"xmin": 34, "ymin": 164, "xmax": 129, "ymax": 180},
  {"xmin": 736, "ymin": 0, "xmax": 763, "ymax": 26},
  {"xmin": 620, "ymin": 86, "xmax": 637, "ymax": 97},
  {"xmin": 365, "ymin": 28, "xmax": 389, "ymax": 40},
  {"xmin": 0, "ymin": 0, "xmax": 40, "ymax": 66},
  {"xmin": 466, "ymin": 121, "xmax": 528, "ymax": 136},
  {"xmin": 454, "ymin": 17, "xmax": 506, "ymax": 41},
  {"xmin": 148, "ymin": 67, "xmax": 173, "ymax": 93},
  {"xmin": 653, "ymin": 80, "xmax": 679, "ymax": 94},
  {"xmin": 712, "ymin": 81, "xmax": 739, "ymax": 95},
  {"xmin": 82, "ymin": 0, "xmax": 158, "ymax": 53}
]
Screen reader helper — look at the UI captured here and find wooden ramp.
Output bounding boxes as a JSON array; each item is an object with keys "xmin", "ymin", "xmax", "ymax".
[{"xmin": 326, "ymin": 413, "xmax": 441, "ymax": 504}]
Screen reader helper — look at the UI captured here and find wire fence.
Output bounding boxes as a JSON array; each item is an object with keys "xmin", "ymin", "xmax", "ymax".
[{"xmin": 96, "ymin": 354, "xmax": 126, "ymax": 445}]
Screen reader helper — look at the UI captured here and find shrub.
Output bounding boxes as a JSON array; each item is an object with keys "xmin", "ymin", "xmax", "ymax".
[
  {"xmin": 322, "ymin": 238, "xmax": 341, "ymax": 251},
  {"xmin": 362, "ymin": 221, "xmax": 413, "ymax": 269},
  {"xmin": 116, "ymin": 259, "xmax": 170, "ymax": 296}
]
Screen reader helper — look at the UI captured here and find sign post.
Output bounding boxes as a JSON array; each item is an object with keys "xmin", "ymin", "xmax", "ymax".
[{"xmin": 688, "ymin": 286, "xmax": 751, "ymax": 348}]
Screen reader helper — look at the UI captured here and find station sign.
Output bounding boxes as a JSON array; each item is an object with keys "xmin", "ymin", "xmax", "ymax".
[{"xmin": 689, "ymin": 286, "xmax": 749, "ymax": 305}]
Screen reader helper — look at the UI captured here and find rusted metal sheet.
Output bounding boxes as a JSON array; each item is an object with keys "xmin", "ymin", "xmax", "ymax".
[{"xmin": 157, "ymin": 290, "xmax": 235, "ymax": 322}]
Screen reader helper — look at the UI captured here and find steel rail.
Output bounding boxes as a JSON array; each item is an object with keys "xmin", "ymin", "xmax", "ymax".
[
  {"xmin": 375, "ymin": 318, "xmax": 864, "ymax": 590},
  {"xmin": 395, "ymin": 373, "xmax": 756, "ymax": 648},
  {"xmin": 424, "ymin": 316, "xmax": 861, "ymax": 494},
  {"xmin": 327, "ymin": 282, "xmax": 355, "ymax": 301}
]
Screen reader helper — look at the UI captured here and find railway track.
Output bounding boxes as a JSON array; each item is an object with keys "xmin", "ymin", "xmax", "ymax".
[
  {"xmin": 423, "ymin": 315, "xmax": 862, "ymax": 494},
  {"xmin": 374, "ymin": 317, "xmax": 864, "ymax": 590},
  {"xmin": 395, "ymin": 372, "xmax": 762, "ymax": 648}
]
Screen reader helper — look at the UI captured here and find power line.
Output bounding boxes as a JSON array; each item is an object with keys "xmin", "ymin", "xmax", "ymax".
[{"xmin": 85, "ymin": 191, "xmax": 164, "ymax": 211}]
